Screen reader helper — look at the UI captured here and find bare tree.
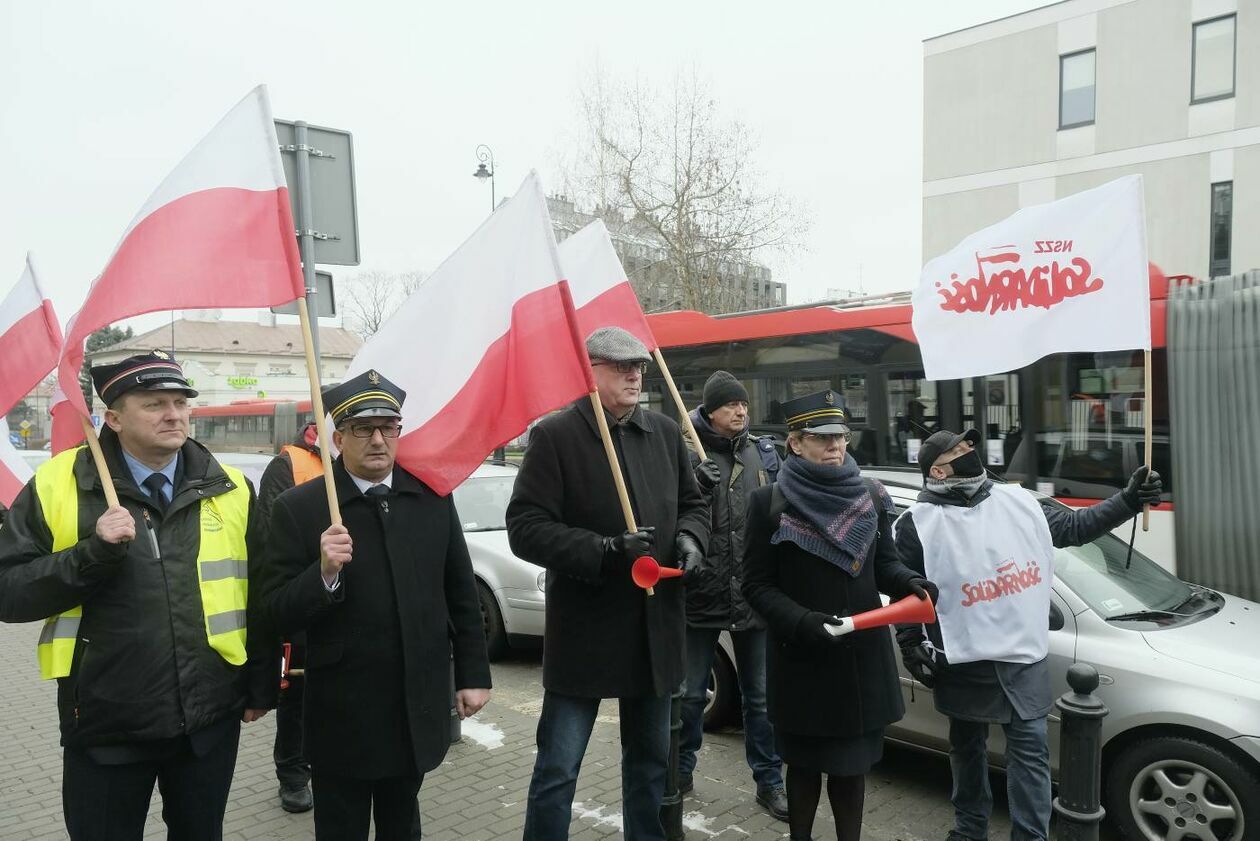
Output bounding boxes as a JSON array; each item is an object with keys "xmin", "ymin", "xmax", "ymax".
[
  {"xmin": 342, "ymin": 270, "xmax": 432, "ymax": 338},
  {"xmin": 570, "ymin": 66, "xmax": 805, "ymax": 313}
]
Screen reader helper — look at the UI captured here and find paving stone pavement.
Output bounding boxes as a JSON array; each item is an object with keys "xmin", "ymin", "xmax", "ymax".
[{"xmin": 1, "ymin": 619, "xmax": 1026, "ymax": 840}]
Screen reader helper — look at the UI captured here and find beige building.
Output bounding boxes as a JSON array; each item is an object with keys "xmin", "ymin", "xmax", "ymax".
[
  {"xmin": 923, "ymin": 0, "xmax": 1257, "ymax": 279},
  {"xmin": 88, "ymin": 314, "xmax": 361, "ymax": 412}
]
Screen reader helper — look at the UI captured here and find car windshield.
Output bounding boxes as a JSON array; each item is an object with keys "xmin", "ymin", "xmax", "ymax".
[
  {"xmin": 1049, "ymin": 510, "xmax": 1195, "ymax": 619},
  {"xmin": 451, "ymin": 475, "xmax": 514, "ymax": 532}
]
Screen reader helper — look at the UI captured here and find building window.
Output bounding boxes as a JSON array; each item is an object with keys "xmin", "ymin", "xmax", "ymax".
[
  {"xmin": 1059, "ymin": 49, "xmax": 1096, "ymax": 129},
  {"xmin": 1210, "ymin": 181, "xmax": 1232, "ymax": 278},
  {"xmin": 1192, "ymin": 15, "xmax": 1235, "ymax": 103}
]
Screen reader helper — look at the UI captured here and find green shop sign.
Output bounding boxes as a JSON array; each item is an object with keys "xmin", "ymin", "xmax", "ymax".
[{"xmin": 227, "ymin": 376, "xmax": 259, "ymax": 389}]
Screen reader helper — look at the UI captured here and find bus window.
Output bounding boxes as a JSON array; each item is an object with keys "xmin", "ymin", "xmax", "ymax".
[{"xmin": 887, "ymin": 371, "xmax": 937, "ymax": 466}]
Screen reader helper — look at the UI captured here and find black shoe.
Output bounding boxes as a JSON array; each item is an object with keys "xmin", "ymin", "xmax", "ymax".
[
  {"xmin": 678, "ymin": 772, "xmax": 694, "ymax": 794},
  {"xmin": 756, "ymin": 785, "xmax": 789, "ymax": 822},
  {"xmin": 280, "ymin": 784, "xmax": 313, "ymax": 813}
]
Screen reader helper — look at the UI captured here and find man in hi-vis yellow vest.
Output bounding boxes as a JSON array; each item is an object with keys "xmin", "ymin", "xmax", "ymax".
[{"xmin": 0, "ymin": 351, "xmax": 277, "ymax": 841}]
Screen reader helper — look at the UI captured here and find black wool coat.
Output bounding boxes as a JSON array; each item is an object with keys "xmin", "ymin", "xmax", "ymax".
[
  {"xmin": 742, "ymin": 480, "xmax": 921, "ymax": 738},
  {"xmin": 260, "ymin": 457, "xmax": 491, "ymax": 778},
  {"xmin": 506, "ymin": 399, "xmax": 710, "ymax": 699}
]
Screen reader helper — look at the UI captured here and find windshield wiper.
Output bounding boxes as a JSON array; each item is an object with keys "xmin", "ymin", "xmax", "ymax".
[
  {"xmin": 464, "ymin": 526, "xmax": 506, "ymax": 532},
  {"xmin": 1106, "ymin": 607, "xmax": 1197, "ymax": 623}
]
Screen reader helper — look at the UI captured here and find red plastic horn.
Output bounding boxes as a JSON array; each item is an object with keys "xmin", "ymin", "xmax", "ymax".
[
  {"xmin": 631, "ymin": 556, "xmax": 684, "ymax": 596},
  {"xmin": 824, "ymin": 594, "xmax": 937, "ymax": 637}
]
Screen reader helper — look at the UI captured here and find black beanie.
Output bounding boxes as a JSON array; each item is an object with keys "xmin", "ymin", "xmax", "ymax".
[{"xmin": 702, "ymin": 370, "xmax": 749, "ymax": 413}]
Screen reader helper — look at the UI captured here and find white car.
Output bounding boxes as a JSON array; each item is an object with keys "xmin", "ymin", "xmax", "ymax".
[
  {"xmin": 706, "ymin": 475, "xmax": 1260, "ymax": 841},
  {"xmin": 451, "ymin": 462, "xmax": 546, "ymax": 660}
]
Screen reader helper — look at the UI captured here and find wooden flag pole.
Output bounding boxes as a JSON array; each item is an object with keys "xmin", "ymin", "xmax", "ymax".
[
  {"xmin": 587, "ymin": 392, "xmax": 656, "ymax": 594},
  {"xmin": 653, "ymin": 349, "xmax": 706, "ymax": 461},
  {"xmin": 297, "ymin": 298, "xmax": 342, "ymax": 526},
  {"xmin": 79, "ymin": 415, "xmax": 120, "ymax": 508},
  {"xmin": 1143, "ymin": 349, "xmax": 1153, "ymax": 532}
]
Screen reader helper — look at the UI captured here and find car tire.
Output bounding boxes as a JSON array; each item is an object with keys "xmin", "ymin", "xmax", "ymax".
[
  {"xmin": 477, "ymin": 582, "xmax": 509, "ymax": 662},
  {"xmin": 702, "ymin": 647, "xmax": 740, "ymax": 731},
  {"xmin": 1105, "ymin": 735, "xmax": 1260, "ymax": 841}
]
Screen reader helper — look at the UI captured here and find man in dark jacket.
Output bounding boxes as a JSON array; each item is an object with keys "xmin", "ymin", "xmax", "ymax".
[
  {"xmin": 507, "ymin": 326, "xmax": 710, "ymax": 841},
  {"xmin": 257, "ymin": 421, "xmax": 323, "ymax": 814},
  {"xmin": 679, "ymin": 370, "xmax": 787, "ymax": 820},
  {"xmin": 0, "ymin": 351, "xmax": 276, "ymax": 841},
  {"xmin": 260, "ymin": 370, "xmax": 491, "ymax": 841},
  {"xmin": 895, "ymin": 428, "xmax": 1162, "ymax": 841}
]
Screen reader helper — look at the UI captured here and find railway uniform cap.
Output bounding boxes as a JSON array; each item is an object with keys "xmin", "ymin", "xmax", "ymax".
[
  {"xmin": 782, "ymin": 390, "xmax": 850, "ymax": 435},
  {"xmin": 324, "ymin": 369, "xmax": 406, "ymax": 427},
  {"xmin": 585, "ymin": 327, "xmax": 651, "ymax": 363},
  {"xmin": 91, "ymin": 350, "xmax": 199, "ymax": 407},
  {"xmin": 916, "ymin": 428, "xmax": 982, "ymax": 479}
]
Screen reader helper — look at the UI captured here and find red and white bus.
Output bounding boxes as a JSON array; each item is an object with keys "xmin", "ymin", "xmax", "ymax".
[{"xmin": 641, "ymin": 271, "xmax": 1179, "ymax": 569}]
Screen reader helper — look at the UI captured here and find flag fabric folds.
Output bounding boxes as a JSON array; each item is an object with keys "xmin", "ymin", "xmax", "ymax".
[
  {"xmin": 913, "ymin": 175, "xmax": 1151, "ymax": 382},
  {"xmin": 345, "ymin": 172, "xmax": 598, "ymax": 496},
  {"xmin": 0, "ymin": 254, "xmax": 64, "ymax": 505},
  {"xmin": 51, "ymin": 85, "xmax": 304, "ymax": 451}
]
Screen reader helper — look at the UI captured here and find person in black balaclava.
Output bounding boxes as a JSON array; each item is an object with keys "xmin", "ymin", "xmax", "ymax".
[{"xmin": 895, "ymin": 429, "xmax": 1161, "ymax": 841}]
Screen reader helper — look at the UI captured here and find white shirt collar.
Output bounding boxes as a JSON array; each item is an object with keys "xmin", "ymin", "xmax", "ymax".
[{"xmin": 346, "ymin": 469, "xmax": 392, "ymax": 495}]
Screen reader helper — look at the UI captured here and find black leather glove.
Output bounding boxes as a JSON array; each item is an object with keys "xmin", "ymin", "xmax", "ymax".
[
  {"xmin": 1122, "ymin": 466, "xmax": 1163, "ymax": 510},
  {"xmin": 798, "ymin": 610, "xmax": 846, "ymax": 645},
  {"xmin": 694, "ymin": 459, "xmax": 721, "ymax": 492},
  {"xmin": 675, "ymin": 532, "xmax": 706, "ymax": 583},
  {"xmin": 601, "ymin": 527, "xmax": 656, "ymax": 576},
  {"xmin": 907, "ymin": 577, "xmax": 939, "ymax": 605},
  {"xmin": 900, "ymin": 643, "xmax": 939, "ymax": 688}
]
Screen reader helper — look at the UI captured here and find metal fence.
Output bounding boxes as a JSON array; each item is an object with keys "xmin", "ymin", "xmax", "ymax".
[{"xmin": 1167, "ymin": 270, "xmax": 1260, "ymax": 600}]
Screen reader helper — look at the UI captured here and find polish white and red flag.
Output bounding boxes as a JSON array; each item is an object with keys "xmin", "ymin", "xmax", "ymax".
[
  {"xmin": 558, "ymin": 219, "xmax": 658, "ymax": 352},
  {"xmin": 0, "ymin": 254, "xmax": 64, "ymax": 505},
  {"xmin": 344, "ymin": 171, "xmax": 598, "ymax": 495},
  {"xmin": 51, "ymin": 85, "xmax": 304, "ymax": 451},
  {"xmin": 913, "ymin": 174, "xmax": 1151, "ymax": 381}
]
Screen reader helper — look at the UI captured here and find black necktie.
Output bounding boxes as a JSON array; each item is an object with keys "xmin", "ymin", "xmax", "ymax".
[
  {"xmin": 365, "ymin": 485, "xmax": 389, "ymax": 497},
  {"xmin": 143, "ymin": 473, "xmax": 169, "ymax": 512}
]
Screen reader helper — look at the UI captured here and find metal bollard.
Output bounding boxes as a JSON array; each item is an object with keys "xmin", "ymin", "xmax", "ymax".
[
  {"xmin": 1052, "ymin": 663, "xmax": 1108, "ymax": 840},
  {"xmin": 659, "ymin": 686, "xmax": 685, "ymax": 840}
]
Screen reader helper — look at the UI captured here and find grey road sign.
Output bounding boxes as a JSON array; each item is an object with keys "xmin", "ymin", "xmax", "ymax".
[
  {"xmin": 274, "ymin": 120, "xmax": 360, "ymax": 267},
  {"xmin": 272, "ymin": 270, "xmax": 335, "ymax": 317}
]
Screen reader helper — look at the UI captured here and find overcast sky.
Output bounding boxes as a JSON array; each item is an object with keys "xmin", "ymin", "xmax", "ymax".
[{"xmin": 1, "ymin": 0, "xmax": 1042, "ymax": 336}]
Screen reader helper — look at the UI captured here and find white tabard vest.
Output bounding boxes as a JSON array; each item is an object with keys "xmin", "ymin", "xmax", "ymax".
[{"xmin": 898, "ymin": 483, "xmax": 1054, "ymax": 665}]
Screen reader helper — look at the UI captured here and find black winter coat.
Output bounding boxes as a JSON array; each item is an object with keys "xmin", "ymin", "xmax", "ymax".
[
  {"xmin": 894, "ymin": 481, "xmax": 1140, "ymax": 722},
  {"xmin": 684, "ymin": 409, "xmax": 775, "ymax": 630},
  {"xmin": 742, "ymin": 479, "xmax": 921, "ymax": 738},
  {"xmin": 506, "ymin": 399, "xmax": 710, "ymax": 698},
  {"xmin": 260, "ymin": 458, "xmax": 491, "ymax": 778},
  {"xmin": 0, "ymin": 428, "xmax": 276, "ymax": 750}
]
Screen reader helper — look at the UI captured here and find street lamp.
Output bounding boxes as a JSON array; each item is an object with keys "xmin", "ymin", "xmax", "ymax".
[{"xmin": 473, "ymin": 144, "xmax": 495, "ymax": 211}]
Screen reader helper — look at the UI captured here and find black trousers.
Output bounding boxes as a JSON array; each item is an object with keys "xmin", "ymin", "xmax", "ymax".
[
  {"xmin": 274, "ymin": 679, "xmax": 310, "ymax": 789},
  {"xmin": 63, "ymin": 722, "xmax": 240, "ymax": 841},
  {"xmin": 311, "ymin": 771, "xmax": 424, "ymax": 841}
]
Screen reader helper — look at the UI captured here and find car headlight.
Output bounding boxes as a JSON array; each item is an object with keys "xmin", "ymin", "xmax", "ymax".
[{"xmin": 537, "ymin": 571, "xmax": 547, "ymax": 592}]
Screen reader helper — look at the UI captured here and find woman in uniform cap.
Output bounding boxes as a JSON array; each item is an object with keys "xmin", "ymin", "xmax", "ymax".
[{"xmin": 742, "ymin": 390, "xmax": 937, "ymax": 841}]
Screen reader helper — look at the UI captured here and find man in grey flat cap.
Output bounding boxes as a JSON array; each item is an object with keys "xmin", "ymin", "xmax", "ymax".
[{"xmin": 507, "ymin": 326, "xmax": 711, "ymax": 841}]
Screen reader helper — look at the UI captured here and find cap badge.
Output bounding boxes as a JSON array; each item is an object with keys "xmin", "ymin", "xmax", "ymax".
[
  {"xmin": 824, "ymin": 391, "xmax": 835, "ymax": 405},
  {"xmin": 368, "ymin": 370, "xmax": 381, "ymax": 385},
  {"xmin": 153, "ymin": 349, "xmax": 170, "ymax": 360}
]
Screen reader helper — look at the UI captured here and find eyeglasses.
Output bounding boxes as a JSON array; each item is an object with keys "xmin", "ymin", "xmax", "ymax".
[
  {"xmin": 593, "ymin": 360, "xmax": 649, "ymax": 375},
  {"xmin": 344, "ymin": 422, "xmax": 403, "ymax": 439},
  {"xmin": 803, "ymin": 431, "xmax": 852, "ymax": 444}
]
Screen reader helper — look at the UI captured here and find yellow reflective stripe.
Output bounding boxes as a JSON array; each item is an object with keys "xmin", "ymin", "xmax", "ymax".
[
  {"xmin": 199, "ymin": 558, "xmax": 249, "ymax": 581},
  {"xmin": 34, "ymin": 452, "xmax": 87, "ymax": 679},
  {"xmin": 197, "ymin": 464, "xmax": 250, "ymax": 666}
]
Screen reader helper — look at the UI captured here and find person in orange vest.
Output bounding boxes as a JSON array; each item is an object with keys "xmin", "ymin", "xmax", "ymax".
[{"xmin": 257, "ymin": 422, "xmax": 323, "ymax": 813}]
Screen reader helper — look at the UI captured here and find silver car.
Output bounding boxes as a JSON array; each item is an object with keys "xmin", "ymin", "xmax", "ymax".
[
  {"xmin": 451, "ymin": 463, "xmax": 546, "ymax": 660},
  {"xmin": 706, "ymin": 476, "xmax": 1260, "ymax": 841}
]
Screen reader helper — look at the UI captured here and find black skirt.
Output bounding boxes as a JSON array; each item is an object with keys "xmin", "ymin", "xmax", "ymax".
[{"xmin": 776, "ymin": 726, "xmax": 885, "ymax": 776}]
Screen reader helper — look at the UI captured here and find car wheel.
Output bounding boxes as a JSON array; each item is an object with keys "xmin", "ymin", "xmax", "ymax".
[
  {"xmin": 1105, "ymin": 736, "xmax": 1260, "ymax": 841},
  {"xmin": 476, "ymin": 583, "xmax": 509, "ymax": 661},
  {"xmin": 702, "ymin": 647, "xmax": 740, "ymax": 731}
]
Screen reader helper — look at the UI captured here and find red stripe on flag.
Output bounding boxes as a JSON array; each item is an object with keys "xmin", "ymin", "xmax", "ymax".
[
  {"xmin": 574, "ymin": 280, "xmax": 658, "ymax": 352},
  {"xmin": 394, "ymin": 283, "xmax": 595, "ymax": 496},
  {"xmin": 0, "ymin": 456, "xmax": 27, "ymax": 508},
  {"xmin": 0, "ymin": 306, "xmax": 61, "ymax": 414}
]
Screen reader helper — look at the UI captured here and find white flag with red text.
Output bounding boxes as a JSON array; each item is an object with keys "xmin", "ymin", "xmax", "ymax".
[
  {"xmin": 51, "ymin": 85, "xmax": 304, "ymax": 451},
  {"xmin": 344, "ymin": 171, "xmax": 596, "ymax": 496},
  {"xmin": 0, "ymin": 254, "xmax": 64, "ymax": 505},
  {"xmin": 913, "ymin": 175, "xmax": 1150, "ymax": 382}
]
